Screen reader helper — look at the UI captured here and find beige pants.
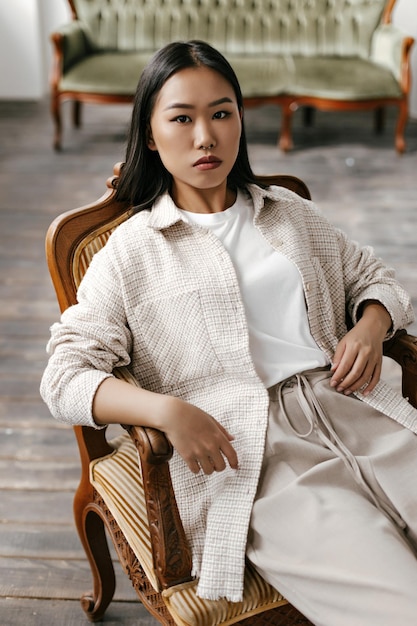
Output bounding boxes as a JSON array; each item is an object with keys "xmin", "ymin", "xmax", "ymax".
[{"xmin": 246, "ymin": 368, "xmax": 417, "ymax": 626}]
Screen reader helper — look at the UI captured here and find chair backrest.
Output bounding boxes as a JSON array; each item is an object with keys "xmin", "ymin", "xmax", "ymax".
[
  {"xmin": 67, "ymin": 0, "xmax": 392, "ymax": 59},
  {"xmin": 45, "ymin": 164, "xmax": 311, "ymax": 314}
]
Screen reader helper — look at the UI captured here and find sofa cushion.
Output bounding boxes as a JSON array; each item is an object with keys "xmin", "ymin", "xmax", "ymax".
[
  {"xmin": 60, "ymin": 52, "xmax": 153, "ymax": 94},
  {"xmin": 60, "ymin": 51, "xmax": 402, "ymax": 102},
  {"xmin": 283, "ymin": 56, "xmax": 402, "ymax": 100}
]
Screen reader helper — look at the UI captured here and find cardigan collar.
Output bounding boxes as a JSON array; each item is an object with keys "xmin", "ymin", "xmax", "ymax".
[
  {"xmin": 146, "ymin": 192, "xmax": 183, "ymax": 230},
  {"xmin": 146, "ymin": 184, "xmax": 273, "ymax": 231}
]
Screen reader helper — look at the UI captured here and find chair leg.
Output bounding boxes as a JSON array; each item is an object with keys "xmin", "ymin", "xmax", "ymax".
[
  {"xmin": 75, "ymin": 502, "xmax": 116, "ymax": 622},
  {"xmin": 279, "ymin": 102, "xmax": 295, "ymax": 151},
  {"xmin": 51, "ymin": 91, "xmax": 62, "ymax": 151},
  {"xmin": 73, "ymin": 100, "xmax": 82, "ymax": 128}
]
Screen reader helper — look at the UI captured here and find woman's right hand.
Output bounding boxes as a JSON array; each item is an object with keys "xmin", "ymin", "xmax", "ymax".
[
  {"xmin": 93, "ymin": 377, "xmax": 238, "ymax": 474},
  {"xmin": 158, "ymin": 396, "xmax": 239, "ymax": 475}
]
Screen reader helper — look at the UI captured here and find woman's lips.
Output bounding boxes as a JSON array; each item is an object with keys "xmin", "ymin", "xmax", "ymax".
[{"xmin": 193, "ymin": 156, "xmax": 222, "ymax": 170}]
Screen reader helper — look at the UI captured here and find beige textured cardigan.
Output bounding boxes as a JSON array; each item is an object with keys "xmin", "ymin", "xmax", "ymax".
[{"xmin": 41, "ymin": 184, "xmax": 417, "ymax": 601}]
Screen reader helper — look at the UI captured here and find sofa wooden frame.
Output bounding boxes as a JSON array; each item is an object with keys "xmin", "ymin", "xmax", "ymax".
[{"xmin": 50, "ymin": 0, "xmax": 414, "ymax": 153}]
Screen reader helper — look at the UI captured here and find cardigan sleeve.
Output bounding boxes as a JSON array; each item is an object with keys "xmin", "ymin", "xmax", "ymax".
[
  {"xmin": 336, "ymin": 227, "xmax": 414, "ymax": 338},
  {"xmin": 40, "ymin": 243, "xmax": 133, "ymax": 428}
]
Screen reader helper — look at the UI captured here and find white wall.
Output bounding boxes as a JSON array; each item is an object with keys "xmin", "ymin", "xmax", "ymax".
[
  {"xmin": 0, "ymin": 0, "xmax": 44, "ymax": 99},
  {"xmin": 0, "ymin": 0, "xmax": 70, "ymax": 99},
  {"xmin": 0, "ymin": 0, "xmax": 416, "ymax": 117}
]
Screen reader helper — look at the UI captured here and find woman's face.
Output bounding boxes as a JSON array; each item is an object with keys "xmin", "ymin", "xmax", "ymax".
[{"xmin": 148, "ymin": 66, "xmax": 242, "ymax": 206}]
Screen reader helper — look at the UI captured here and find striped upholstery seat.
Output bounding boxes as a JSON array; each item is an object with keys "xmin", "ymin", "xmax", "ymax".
[{"xmin": 91, "ymin": 433, "xmax": 288, "ymax": 626}]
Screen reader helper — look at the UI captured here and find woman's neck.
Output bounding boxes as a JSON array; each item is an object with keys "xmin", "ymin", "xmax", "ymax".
[{"xmin": 171, "ymin": 182, "xmax": 236, "ymax": 214}]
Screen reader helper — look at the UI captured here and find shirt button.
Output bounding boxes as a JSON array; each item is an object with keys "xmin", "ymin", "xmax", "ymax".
[{"xmin": 272, "ymin": 238, "xmax": 282, "ymax": 247}]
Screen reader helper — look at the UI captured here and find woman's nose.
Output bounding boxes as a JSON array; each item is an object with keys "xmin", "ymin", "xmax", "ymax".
[{"xmin": 194, "ymin": 121, "xmax": 215, "ymax": 150}]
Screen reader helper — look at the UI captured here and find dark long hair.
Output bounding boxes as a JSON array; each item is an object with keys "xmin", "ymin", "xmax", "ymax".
[{"xmin": 115, "ymin": 40, "xmax": 256, "ymax": 212}]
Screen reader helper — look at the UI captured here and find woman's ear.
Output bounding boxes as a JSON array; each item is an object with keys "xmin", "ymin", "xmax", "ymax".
[
  {"xmin": 147, "ymin": 126, "xmax": 158, "ymax": 151},
  {"xmin": 147, "ymin": 137, "xmax": 158, "ymax": 152}
]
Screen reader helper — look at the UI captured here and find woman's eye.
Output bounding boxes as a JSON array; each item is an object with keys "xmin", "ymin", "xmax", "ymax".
[
  {"xmin": 174, "ymin": 115, "xmax": 191, "ymax": 123},
  {"xmin": 213, "ymin": 110, "xmax": 230, "ymax": 119}
]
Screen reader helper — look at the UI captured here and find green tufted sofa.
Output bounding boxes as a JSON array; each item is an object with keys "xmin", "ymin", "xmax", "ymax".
[{"xmin": 51, "ymin": 0, "xmax": 414, "ymax": 152}]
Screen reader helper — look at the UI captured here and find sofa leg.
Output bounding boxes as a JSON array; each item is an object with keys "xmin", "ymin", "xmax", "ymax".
[
  {"xmin": 279, "ymin": 104, "xmax": 294, "ymax": 151},
  {"xmin": 374, "ymin": 107, "xmax": 385, "ymax": 134},
  {"xmin": 75, "ymin": 502, "xmax": 116, "ymax": 622},
  {"xmin": 395, "ymin": 102, "xmax": 407, "ymax": 154},
  {"xmin": 51, "ymin": 92, "xmax": 62, "ymax": 151},
  {"xmin": 73, "ymin": 101, "xmax": 82, "ymax": 128},
  {"xmin": 303, "ymin": 106, "xmax": 315, "ymax": 127}
]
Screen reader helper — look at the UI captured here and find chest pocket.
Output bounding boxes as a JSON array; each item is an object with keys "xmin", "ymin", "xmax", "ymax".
[{"xmin": 133, "ymin": 289, "xmax": 223, "ymax": 388}]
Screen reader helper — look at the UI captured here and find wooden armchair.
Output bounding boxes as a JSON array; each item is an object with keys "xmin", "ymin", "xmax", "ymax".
[{"xmin": 44, "ymin": 164, "xmax": 417, "ymax": 626}]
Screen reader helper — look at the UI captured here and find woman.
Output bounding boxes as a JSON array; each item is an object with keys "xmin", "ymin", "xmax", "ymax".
[{"xmin": 41, "ymin": 41, "xmax": 417, "ymax": 625}]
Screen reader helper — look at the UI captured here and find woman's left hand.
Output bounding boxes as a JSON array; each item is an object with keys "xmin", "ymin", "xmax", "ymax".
[{"xmin": 330, "ymin": 301, "xmax": 392, "ymax": 396}]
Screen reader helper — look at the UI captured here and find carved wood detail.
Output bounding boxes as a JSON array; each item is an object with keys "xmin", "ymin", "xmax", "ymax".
[
  {"xmin": 128, "ymin": 427, "xmax": 194, "ymax": 589},
  {"xmin": 92, "ymin": 490, "xmax": 176, "ymax": 625}
]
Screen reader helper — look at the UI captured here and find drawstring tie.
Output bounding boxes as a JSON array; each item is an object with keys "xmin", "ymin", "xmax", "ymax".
[{"xmin": 275, "ymin": 373, "xmax": 406, "ymax": 530}]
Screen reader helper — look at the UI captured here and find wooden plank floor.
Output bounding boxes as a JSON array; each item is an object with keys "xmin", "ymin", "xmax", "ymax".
[{"xmin": 0, "ymin": 98, "xmax": 416, "ymax": 625}]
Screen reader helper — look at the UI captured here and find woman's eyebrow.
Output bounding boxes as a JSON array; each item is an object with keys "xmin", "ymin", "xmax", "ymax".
[
  {"xmin": 208, "ymin": 97, "xmax": 234, "ymax": 107},
  {"xmin": 164, "ymin": 97, "xmax": 234, "ymax": 111}
]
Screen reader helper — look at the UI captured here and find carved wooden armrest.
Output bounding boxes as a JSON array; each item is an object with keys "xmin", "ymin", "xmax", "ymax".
[
  {"xmin": 112, "ymin": 366, "xmax": 193, "ymax": 588},
  {"xmin": 383, "ymin": 330, "xmax": 417, "ymax": 408},
  {"xmin": 127, "ymin": 425, "xmax": 194, "ymax": 589}
]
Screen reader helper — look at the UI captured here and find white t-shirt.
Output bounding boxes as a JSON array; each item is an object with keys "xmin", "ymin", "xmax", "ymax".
[{"xmin": 178, "ymin": 189, "xmax": 329, "ymax": 387}]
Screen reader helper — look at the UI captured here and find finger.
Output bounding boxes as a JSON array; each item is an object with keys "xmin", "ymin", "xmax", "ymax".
[
  {"xmin": 210, "ymin": 452, "xmax": 226, "ymax": 472},
  {"xmin": 361, "ymin": 362, "xmax": 381, "ymax": 396},
  {"xmin": 330, "ymin": 358, "xmax": 355, "ymax": 388},
  {"xmin": 342, "ymin": 361, "xmax": 379, "ymax": 395},
  {"xmin": 213, "ymin": 458, "xmax": 226, "ymax": 472},
  {"xmin": 330, "ymin": 348, "xmax": 356, "ymax": 387},
  {"xmin": 331, "ymin": 346, "xmax": 373, "ymax": 391},
  {"xmin": 337, "ymin": 368, "xmax": 370, "ymax": 394},
  {"xmin": 331, "ymin": 362, "xmax": 365, "ymax": 393},
  {"xmin": 364, "ymin": 364, "xmax": 381, "ymax": 394},
  {"xmin": 206, "ymin": 443, "xmax": 238, "ymax": 472},
  {"xmin": 187, "ymin": 458, "xmax": 202, "ymax": 474},
  {"xmin": 217, "ymin": 422, "xmax": 235, "ymax": 441},
  {"xmin": 198, "ymin": 456, "xmax": 216, "ymax": 475},
  {"xmin": 330, "ymin": 341, "xmax": 346, "ymax": 373},
  {"xmin": 221, "ymin": 443, "xmax": 239, "ymax": 470}
]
